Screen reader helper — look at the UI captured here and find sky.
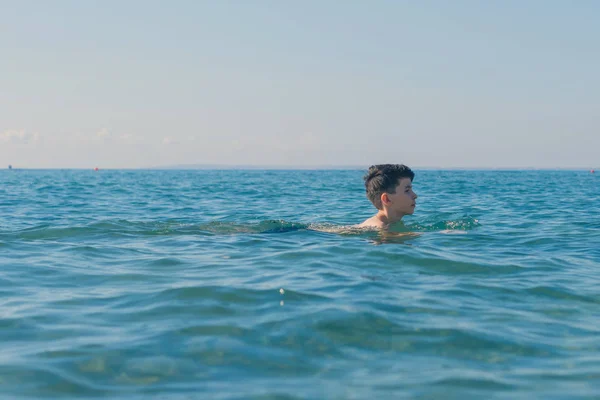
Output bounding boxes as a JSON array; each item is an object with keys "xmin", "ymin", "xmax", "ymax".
[{"xmin": 1, "ymin": 0, "xmax": 599, "ymax": 169}]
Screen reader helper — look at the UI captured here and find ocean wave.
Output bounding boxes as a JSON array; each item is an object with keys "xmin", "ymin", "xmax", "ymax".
[{"xmin": 3, "ymin": 216, "xmax": 480, "ymax": 241}]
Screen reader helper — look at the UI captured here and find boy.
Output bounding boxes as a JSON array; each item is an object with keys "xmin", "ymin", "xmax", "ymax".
[{"xmin": 357, "ymin": 164, "xmax": 418, "ymax": 229}]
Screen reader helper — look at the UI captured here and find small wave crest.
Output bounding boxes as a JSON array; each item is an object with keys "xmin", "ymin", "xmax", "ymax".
[
  {"xmin": 201, "ymin": 220, "xmax": 309, "ymax": 234},
  {"xmin": 408, "ymin": 216, "xmax": 480, "ymax": 232},
  {"xmin": 5, "ymin": 219, "xmax": 311, "ymax": 240}
]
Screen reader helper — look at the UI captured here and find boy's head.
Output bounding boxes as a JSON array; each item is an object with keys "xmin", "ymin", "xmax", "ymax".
[{"xmin": 364, "ymin": 164, "xmax": 415, "ymax": 210}]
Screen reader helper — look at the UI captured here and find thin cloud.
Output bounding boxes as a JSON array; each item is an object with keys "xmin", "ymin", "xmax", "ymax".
[
  {"xmin": 75, "ymin": 129, "xmax": 141, "ymax": 144},
  {"xmin": 0, "ymin": 129, "xmax": 39, "ymax": 144},
  {"xmin": 118, "ymin": 133, "xmax": 144, "ymax": 144},
  {"xmin": 96, "ymin": 128, "xmax": 110, "ymax": 138},
  {"xmin": 162, "ymin": 136, "xmax": 199, "ymax": 145}
]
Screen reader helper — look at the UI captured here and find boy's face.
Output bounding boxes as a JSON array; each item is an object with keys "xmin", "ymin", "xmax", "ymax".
[{"xmin": 383, "ymin": 178, "xmax": 418, "ymax": 215}]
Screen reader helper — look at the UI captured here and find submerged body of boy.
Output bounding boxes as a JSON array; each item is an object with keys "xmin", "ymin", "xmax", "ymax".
[{"xmin": 357, "ymin": 164, "xmax": 418, "ymax": 230}]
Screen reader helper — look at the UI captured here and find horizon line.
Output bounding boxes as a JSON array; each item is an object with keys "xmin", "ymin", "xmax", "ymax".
[{"xmin": 3, "ymin": 164, "xmax": 597, "ymax": 171}]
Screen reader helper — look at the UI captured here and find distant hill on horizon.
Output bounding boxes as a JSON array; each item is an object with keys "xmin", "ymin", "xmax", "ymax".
[
  {"xmin": 151, "ymin": 164, "xmax": 368, "ymax": 170},
  {"xmin": 149, "ymin": 164, "xmax": 596, "ymax": 171}
]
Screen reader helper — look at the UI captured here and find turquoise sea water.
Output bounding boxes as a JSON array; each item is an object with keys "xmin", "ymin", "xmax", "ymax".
[{"xmin": 1, "ymin": 169, "xmax": 599, "ymax": 399}]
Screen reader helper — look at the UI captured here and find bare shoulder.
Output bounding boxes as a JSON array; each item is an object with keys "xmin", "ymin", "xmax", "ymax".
[{"xmin": 356, "ymin": 216, "xmax": 385, "ymax": 229}]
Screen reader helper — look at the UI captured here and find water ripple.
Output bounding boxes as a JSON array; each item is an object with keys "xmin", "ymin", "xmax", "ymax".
[{"xmin": 1, "ymin": 169, "xmax": 599, "ymax": 399}]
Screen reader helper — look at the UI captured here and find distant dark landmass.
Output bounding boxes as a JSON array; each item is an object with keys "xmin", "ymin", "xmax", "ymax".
[
  {"xmin": 150, "ymin": 164, "xmax": 596, "ymax": 171},
  {"xmin": 151, "ymin": 164, "xmax": 367, "ymax": 170}
]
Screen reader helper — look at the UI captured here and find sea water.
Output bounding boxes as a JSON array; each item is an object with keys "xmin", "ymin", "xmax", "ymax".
[{"xmin": 1, "ymin": 169, "xmax": 599, "ymax": 399}]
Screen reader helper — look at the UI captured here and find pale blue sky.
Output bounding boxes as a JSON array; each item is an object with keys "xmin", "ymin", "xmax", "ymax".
[{"xmin": 1, "ymin": 0, "xmax": 598, "ymax": 168}]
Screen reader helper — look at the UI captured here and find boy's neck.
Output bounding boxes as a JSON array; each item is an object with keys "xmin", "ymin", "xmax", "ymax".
[{"xmin": 376, "ymin": 209, "xmax": 404, "ymax": 227}]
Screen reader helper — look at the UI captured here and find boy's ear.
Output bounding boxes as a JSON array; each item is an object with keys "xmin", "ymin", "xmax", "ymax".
[{"xmin": 381, "ymin": 193, "xmax": 391, "ymax": 206}]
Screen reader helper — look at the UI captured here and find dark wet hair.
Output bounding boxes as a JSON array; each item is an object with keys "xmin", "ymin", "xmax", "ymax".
[{"xmin": 364, "ymin": 164, "xmax": 414, "ymax": 210}]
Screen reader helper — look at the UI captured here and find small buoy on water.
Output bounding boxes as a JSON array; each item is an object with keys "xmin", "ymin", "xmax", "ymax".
[
  {"xmin": 8, "ymin": 165, "xmax": 12, "ymax": 170},
  {"xmin": 94, "ymin": 167, "xmax": 99, "ymax": 171},
  {"xmin": 591, "ymin": 169, "xmax": 595, "ymax": 174}
]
